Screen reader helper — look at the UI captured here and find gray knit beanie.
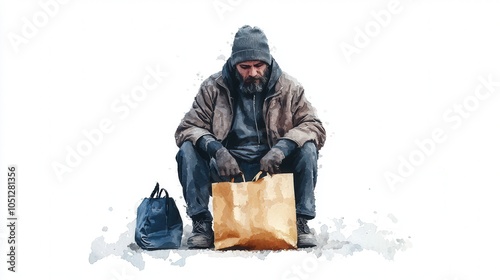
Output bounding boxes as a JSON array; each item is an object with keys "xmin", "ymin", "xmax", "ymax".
[{"xmin": 230, "ymin": 25, "xmax": 272, "ymax": 67}]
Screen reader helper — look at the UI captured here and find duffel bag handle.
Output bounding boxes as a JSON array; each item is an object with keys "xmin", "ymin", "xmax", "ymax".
[
  {"xmin": 158, "ymin": 188, "xmax": 169, "ymax": 198},
  {"xmin": 149, "ymin": 182, "xmax": 170, "ymax": 198},
  {"xmin": 149, "ymin": 182, "xmax": 160, "ymax": 198}
]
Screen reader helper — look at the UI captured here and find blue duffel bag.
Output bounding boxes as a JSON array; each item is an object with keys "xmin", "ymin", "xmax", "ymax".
[{"xmin": 135, "ymin": 183, "xmax": 183, "ymax": 249}]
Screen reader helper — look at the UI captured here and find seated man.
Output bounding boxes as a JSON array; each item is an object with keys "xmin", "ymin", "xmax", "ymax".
[{"xmin": 175, "ymin": 25, "xmax": 326, "ymax": 249}]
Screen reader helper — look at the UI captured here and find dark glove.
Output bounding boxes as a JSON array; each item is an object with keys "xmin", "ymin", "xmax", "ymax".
[
  {"xmin": 215, "ymin": 148, "xmax": 241, "ymax": 177},
  {"xmin": 260, "ymin": 148, "xmax": 285, "ymax": 174},
  {"xmin": 196, "ymin": 135, "xmax": 223, "ymax": 158}
]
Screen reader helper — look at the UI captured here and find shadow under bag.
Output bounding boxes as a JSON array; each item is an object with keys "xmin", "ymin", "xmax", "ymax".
[{"xmin": 135, "ymin": 183, "xmax": 183, "ymax": 249}]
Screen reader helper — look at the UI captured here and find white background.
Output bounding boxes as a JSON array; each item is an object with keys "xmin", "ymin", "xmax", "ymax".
[{"xmin": 1, "ymin": 0, "xmax": 500, "ymax": 279}]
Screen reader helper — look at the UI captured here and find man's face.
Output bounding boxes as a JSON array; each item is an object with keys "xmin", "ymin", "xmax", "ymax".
[{"xmin": 235, "ymin": 60, "xmax": 269, "ymax": 94}]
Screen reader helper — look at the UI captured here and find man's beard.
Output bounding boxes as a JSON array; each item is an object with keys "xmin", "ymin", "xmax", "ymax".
[{"xmin": 236, "ymin": 68, "xmax": 269, "ymax": 95}]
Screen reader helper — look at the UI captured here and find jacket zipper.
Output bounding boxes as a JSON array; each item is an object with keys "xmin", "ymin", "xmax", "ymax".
[{"xmin": 253, "ymin": 94, "xmax": 261, "ymax": 144}]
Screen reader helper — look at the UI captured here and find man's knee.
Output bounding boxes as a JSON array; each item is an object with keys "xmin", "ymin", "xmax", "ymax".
[
  {"xmin": 282, "ymin": 141, "xmax": 318, "ymax": 173},
  {"xmin": 296, "ymin": 142, "xmax": 318, "ymax": 163},
  {"xmin": 176, "ymin": 141, "xmax": 198, "ymax": 163}
]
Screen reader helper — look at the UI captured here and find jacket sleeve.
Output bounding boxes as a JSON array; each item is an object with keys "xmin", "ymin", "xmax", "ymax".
[
  {"xmin": 282, "ymin": 85, "xmax": 326, "ymax": 150},
  {"xmin": 174, "ymin": 85, "xmax": 216, "ymax": 147}
]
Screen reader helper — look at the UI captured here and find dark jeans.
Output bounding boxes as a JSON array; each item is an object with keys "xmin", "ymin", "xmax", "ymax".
[{"xmin": 176, "ymin": 141, "xmax": 318, "ymax": 221}]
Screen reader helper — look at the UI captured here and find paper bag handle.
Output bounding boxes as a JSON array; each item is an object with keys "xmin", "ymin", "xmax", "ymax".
[
  {"xmin": 252, "ymin": 171, "xmax": 267, "ymax": 181},
  {"xmin": 230, "ymin": 173, "xmax": 246, "ymax": 183}
]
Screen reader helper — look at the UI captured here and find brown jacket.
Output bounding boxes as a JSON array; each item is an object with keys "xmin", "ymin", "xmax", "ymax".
[{"xmin": 175, "ymin": 71, "xmax": 326, "ymax": 150}]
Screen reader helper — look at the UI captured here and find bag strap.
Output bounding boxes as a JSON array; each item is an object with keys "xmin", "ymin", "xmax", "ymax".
[
  {"xmin": 230, "ymin": 173, "xmax": 246, "ymax": 183},
  {"xmin": 149, "ymin": 182, "xmax": 160, "ymax": 198},
  {"xmin": 252, "ymin": 171, "xmax": 266, "ymax": 181},
  {"xmin": 158, "ymin": 188, "xmax": 169, "ymax": 198}
]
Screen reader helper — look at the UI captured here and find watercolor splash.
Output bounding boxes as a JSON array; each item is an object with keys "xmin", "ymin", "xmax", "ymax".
[{"xmin": 89, "ymin": 216, "xmax": 411, "ymax": 270}]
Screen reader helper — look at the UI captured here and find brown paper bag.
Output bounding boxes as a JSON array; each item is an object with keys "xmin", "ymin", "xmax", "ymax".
[{"xmin": 212, "ymin": 172, "xmax": 297, "ymax": 250}]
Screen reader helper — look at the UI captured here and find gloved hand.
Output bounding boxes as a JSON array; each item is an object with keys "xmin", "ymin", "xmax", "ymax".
[
  {"xmin": 215, "ymin": 148, "xmax": 241, "ymax": 177},
  {"xmin": 260, "ymin": 148, "xmax": 285, "ymax": 174}
]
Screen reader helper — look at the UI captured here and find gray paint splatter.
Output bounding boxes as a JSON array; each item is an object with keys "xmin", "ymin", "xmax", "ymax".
[
  {"xmin": 89, "ymin": 216, "xmax": 411, "ymax": 270},
  {"xmin": 387, "ymin": 213, "xmax": 398, "ymax": 223},
  {"xmin": 89, "ymin": 221, "xmax": 147, "ymax": 270}
]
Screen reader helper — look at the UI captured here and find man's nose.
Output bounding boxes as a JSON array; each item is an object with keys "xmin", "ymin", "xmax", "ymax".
[{"xmin": 249, "ymin": 67, "xmax": 258, "ymax": 77}]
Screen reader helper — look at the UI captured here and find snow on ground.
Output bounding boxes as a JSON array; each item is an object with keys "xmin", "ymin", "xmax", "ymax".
[{"xmin": 89, "ymin": 215, "xmax": 411, "ymax": 269}]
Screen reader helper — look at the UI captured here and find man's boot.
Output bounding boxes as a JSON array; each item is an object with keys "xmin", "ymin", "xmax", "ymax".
[
  {"xmin": 187, "ymin": 219, "xmax": 214, "ymax": 249},
  {"xmin": 297, "ymin": 216, "xmax": 317, "ymax": 248}
]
